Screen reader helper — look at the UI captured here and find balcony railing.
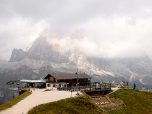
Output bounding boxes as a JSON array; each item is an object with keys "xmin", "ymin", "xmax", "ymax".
[{"xmin": 46, "ymin": 80, "xmax": 56, "ymax": 83}]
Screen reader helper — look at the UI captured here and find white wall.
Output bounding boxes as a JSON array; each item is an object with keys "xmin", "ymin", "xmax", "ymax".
[{"xmin": 46, "ymin": 83, "xmax": 57, "ymax": 90}]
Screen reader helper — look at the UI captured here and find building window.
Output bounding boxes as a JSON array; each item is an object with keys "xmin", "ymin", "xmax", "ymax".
[{"xmin": 53, "ymin": 84, "xmax": 55, "ymax": 87}]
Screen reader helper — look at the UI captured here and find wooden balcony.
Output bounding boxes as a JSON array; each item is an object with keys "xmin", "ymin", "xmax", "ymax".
[{"xmin": 46, "ymin": 80, "xmax": 56, "ymax": 83}]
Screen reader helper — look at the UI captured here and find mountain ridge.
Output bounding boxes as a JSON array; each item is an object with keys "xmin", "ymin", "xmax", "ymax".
[{"xmin": 0, "ymin": 34, "xmax": 152, "ymax": 89}]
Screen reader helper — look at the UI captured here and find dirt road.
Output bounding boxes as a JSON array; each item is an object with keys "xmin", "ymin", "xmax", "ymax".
[{"xmin": 0, "ymin": 89, "xmax": 77, "ymax": 114}]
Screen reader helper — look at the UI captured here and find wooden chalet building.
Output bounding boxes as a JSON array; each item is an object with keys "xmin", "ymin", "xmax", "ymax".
[{"xmin": 44, "ymin": 74, "xmax": 91, "ymax": 90}]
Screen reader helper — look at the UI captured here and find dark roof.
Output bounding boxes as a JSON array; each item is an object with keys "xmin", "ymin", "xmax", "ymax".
[{"xmin": 44, "ymin": 74, "xmax": 91, "ymax": 80}]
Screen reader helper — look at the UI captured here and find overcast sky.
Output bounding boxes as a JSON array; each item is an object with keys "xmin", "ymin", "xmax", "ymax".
[{"xmin": 1, "ymin": 0, "xmax": 152, "ymax": 60}]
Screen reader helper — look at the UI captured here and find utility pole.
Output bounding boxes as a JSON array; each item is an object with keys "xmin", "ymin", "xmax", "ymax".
[
  {"xmin": 71, "ymin": 89, "xmax": 72, "ymax": 97},
  {"xmin": 76, "ymin": 69, "xmax": 78, "ymax": 94}
]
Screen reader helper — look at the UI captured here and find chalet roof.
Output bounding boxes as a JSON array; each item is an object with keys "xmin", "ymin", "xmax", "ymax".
[{"xmin": 44, "ymin": 74, "xmax": 91, "ymax": 80}]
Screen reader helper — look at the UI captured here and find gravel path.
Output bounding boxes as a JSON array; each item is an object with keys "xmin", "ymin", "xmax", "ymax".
[{"xmin": 0, "ymin": 89, "xmax": 77, "ymax": 114}]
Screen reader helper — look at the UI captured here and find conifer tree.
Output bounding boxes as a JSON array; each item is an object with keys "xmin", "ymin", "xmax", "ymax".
[{"xmin": 133, "ymin": 83, "xmax": 136, "ymax": 89}]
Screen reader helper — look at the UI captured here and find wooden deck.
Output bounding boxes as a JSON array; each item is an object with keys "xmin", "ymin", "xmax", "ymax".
[
  {"xmin": 84, "ymin": 88, "xmax": 111, "ymax": 96},
  {"xmin": 84, "ymin": 88, "xmax": 111, "ymax": 92}
]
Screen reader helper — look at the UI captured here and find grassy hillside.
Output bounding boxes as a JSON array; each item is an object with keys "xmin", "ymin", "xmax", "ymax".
[
  {"xmin": 106, "ymin": 89, "xmax": 152, "ymax": 114},
  {"xmin": 28, "ymin": 93, "xmax": 103, "ymax": 114},
  {"xmin": 28, "ymin": 89, "xmax": 152, "ymax": 114},
  {"xmin": 0, "ymin": 90, "xmax": 31, "ymax": 112}
]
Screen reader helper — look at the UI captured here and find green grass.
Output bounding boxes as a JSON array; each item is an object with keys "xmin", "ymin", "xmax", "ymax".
[
  {"xmin": 106, "ymin": 89, "xmax": 152, "ymax": 114},
  {"xmin": 0, "ymin": 90, "xmax": 31, "ymax": 112},
  {"xmin": 6, "ymin": 89, "xmax": 151, "ymax": 114},
  {"xmin": 28, "ymin": 92, "xmax": 103, "ymax": 114}
]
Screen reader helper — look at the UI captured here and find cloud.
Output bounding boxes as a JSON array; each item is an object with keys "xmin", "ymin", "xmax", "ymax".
[
  {"xmin": 0, "ymin": 16, "xmax": 49, "ymax": 60},
  {"xmin": 1, "ymin": 0, "xmax": 152, "ymax": 60},
  {"xmin": 46, "ymin": 27, "xmax": 148, "ymax": 59}
]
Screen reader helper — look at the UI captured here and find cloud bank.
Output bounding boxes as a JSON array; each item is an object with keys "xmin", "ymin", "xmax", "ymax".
[{"xmin": 1, "ymin": 0, "xmax": 152, "ymax": 60}]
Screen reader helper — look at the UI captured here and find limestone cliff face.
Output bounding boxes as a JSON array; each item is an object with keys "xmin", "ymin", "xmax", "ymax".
[
  {"xmin": 9, "ymin": 49, "xmax": 27, "ymax": 62},
  {"xmin": 26, "ymin": 41, "xmax": 35, "ymax": 51},
  {"xmin": 26, "ymin": 36, "xmax": 69, "ymax": 63},
  {"xmin": 9, "ymin": 35, "xmax": 69, "ymax": 63}
]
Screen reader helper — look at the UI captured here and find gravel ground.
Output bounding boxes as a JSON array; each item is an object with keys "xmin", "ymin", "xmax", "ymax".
[{"xmin": 0, "ymin": 89, "xmax": 78, "ymax": 114}]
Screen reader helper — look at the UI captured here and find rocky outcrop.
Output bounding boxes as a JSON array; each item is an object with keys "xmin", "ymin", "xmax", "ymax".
[{"xmin": 9, "ymin": 49, "xmax": 27, "ymax": 62}]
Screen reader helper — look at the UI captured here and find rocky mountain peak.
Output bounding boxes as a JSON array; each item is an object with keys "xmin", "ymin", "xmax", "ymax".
[
  {"xmin": 26, "ymin": 41, "xmax": 35, "ymax": 51},
  {"xmin": 9, "ymin": 34, "xmax": 70, "ymax": 63},
  {"xmin": 26, "ymin": 33, "xmax": 47, "ymax": 52},
  {"xmin": 9, "ymin": 48, "xmax": 27, "ymax": 62}
]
